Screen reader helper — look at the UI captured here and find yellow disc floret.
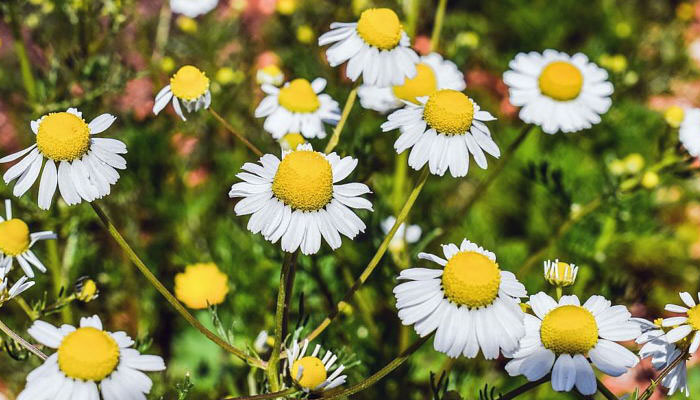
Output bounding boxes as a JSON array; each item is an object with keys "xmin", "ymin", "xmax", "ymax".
[
  {"xmin": 57, "ymin": 327, "xmax": 120, "ymax": 381},
  {"xmin": 272, "ymin": 151, "xmax": 333, "ymax": 211},
  {"xmin": 538, "ymin": 61, "xmax": 584, "ymax": 101},
  {"xmin": 0, "ymin": 219, "xmax": 30, "ymax": 256},
  {"xmin": 170, "ymin": 65, "xmax": 210, "ymax": 101},
  {"xmin": 292, "ymin": 356, "xmax": 327, "ymax": 389},
  {"xmin": 441, "ymin": 251, "xmax": 501, "ymax": 308},
  {"xmin": 686, "ymin": 305, "xmax": 700, "ymax": 330},
  {"xmin": 540, "ymin": 305, "xmax": 598, "ymax": 355},
  {"xmin": 36, "ymin": 112, "xmax": 90, "ymax": 161},
  {"xmin": 174, "ymin": 262, "xmax": 230, "ymax": 309},
  {"xmin": 356, "ymin": 8, "xmax": 402, "ymax": 50},
  {"xmin": 278, "ymin": 79, "xmax": 320, "ymax": 113},
  {"xmin": 392, "ymin": 63, "xmax": 438, "ymax": 104},
  {"xmin": 423, "ymin": 90, "xmax": 475, "ymax": 135}
]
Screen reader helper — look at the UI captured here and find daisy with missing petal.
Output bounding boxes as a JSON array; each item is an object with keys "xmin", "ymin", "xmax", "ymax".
[
  {"xmin": 285, "ymin": 339, "xmax": 347, "ymax": 392},
  {"xmin": 0, "ymin": 200, "xmax": 55, "ymax": 278},
  {"xmin": 381, "ymin": 89, "xmax": 500, "ymax": 177},
  {"xmin": 358, "ymin": 53, "xmax": 466, "ymax": 113},
  {"xmin": 661, "ymin": 292, "xmax": 700, "ymax": 350},
  {"xmin": 318, "ymin": 8, "xmax": 419, "ymax": 87},
  {"xmin": 170, "ymin": 0, "xmax": 218, "ymax": 18},
  {"xmin": 0, "ymin": 109, "xmax": 125, "ymax": 210},
  {"xmin": 153, "ymin": 65, "xmax": 212, "ymax": 121},
  {"xmin": 255, "ymin": 78, "xmax": 340, "ymax": 140},
  {"xmin": 503, "ymin": 50, "xmax": 613, "ymax": 134},
  {"xmin": 634, "ymin": 318, "xmax": 689, "ymax": 397},
  {"xmin": 679, "ymin": 108, "xmax": 700, "ymax": 157},
  {"xmin": 394, "ymin": 239, "xmax": 527, "ymax": 359},
  {"xmin": 505, "ymin": 292, "xmax": 641, "ymax": 395},
  {"xmin": 229, "ymin": 143, "xmax": 372, "ymax": 255},
  {"xmin": 18, "ymin": 315, "xmax": 165, "ymax": 400}
]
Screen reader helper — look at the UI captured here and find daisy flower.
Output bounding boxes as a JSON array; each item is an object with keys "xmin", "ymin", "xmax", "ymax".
[
  {"xmin": 0, "ymin": 200, "xmax": 55, "ymax": 278},
  {"xmin": 170, "ymin": 0, "xmax": 218, "ymax": 18},
  {"xmin": 381, "ymin": 89, "xmax": 500, "ymax": 177},
  {"xmin": 17, "ymin": 315, "xmax": 165, "ymax": 400},
  {"xmin": 358, "ymin": 53, "xmax": 466, "ymax": 113},
  {"xmin": 679, "ymin": 108, "xmax": 700, "ymax": 157},
  {"xmin": 393, "ymin": 239, "xmax": 527, "ymax": 359},
  {"xmin": 255, "ymin": 78, "xmax": 340, "ymax": 140},
  {"xmin": 543, "ymin": 259, "xmax": 578, "ymax": 287},
  {"xmin": 174, "ymin": 262, "xmax": 229, "ymax": 309},
  {"xmin": 505, "ymin": 292, "xmax": 641, "ymax": 395},
  {"xmin": 0, "ymin": 108, "xmax": 125, "ymax": 210},
  {"xmin": 634, "ymin": 318, "xmax": 689, "ymax": 397},
  {"xmin": 285, "ymin": 339, "xmax": 347, "ymax": 392},
  {"xmin": 661, "ymin": 292, "xmax": 700, "ymax": 350},
  {"xmin": 229, "ymin": 143, "xmax": 372, "ymax": 255},
  {"xmin": 0, "ymin": 264, "xmax": 34, "ymax": 305},
  {"xmin": 153, "ymin": 65, "xmax": 211, "ymax": 121},
  {"xmin": 503, "ymin": 50, "xmax": 613, "ymax": 134},
  {"xmin": 256, "ymin": 64, "xmax": 285, "ymax": 86},
  {"xmin": 381, "ymin": 216, "xmax": 421, "ymax": 252},
  {"xmin": 318, "ymin": 8, "xmax": 419, "ymax": 87}
]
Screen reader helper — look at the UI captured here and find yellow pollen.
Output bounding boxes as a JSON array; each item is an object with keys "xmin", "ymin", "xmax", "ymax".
[
  {"xmin": 538, "ymin": 61, "xmax": 584, "ymax": 101},
  {"xmin": 280, "ymin": 133, "xmax": 306, "ymax": 150},
  {"xmin": 57, "ymin": 327, "xmax": 120, "ymax": 381},
  {"xmin": 540, "ymin": 305, "xmax": 598, "ymax": 355},
  {"xmin": 687, "ymin": 305, "xmax": 700, "ymax": 330},
  {"xmin": 170, "ymin": 65, "xmax": 210, "ymax": 101},
  {"xmin": 392, "ymin": 63, "xmax": 438, "ymax": 104},
  {"xmin": 292, "ymin": 356, "xmax": 327, "ymax": 389},
  {"xmin": 175, "ymin": 262, "xmax": 230, "ymax": 309},
  {"xmin": 272, "ymin": 151, "xmax": 333, "ymax": 211},
  {"xmin": 356, "ymin": 8, "xmax": 402, "ymax": 50},
  {"xmin": 0, "ymin": 219, "xmax": 30, "ymax": 256},
  {"xmin": 278, "ymin": 79, "xmax": 320, "ymax": 113},
  {"xmin": 441, "ymin": 251, "xmax": 501, "ymax": 308},
  {"xmin": 36, "ymin": 112, "xmax": 90, "ymax": 161},
  {"xmin": 423, "ymin": 89, "xmax": 475, "ymax": 134}
]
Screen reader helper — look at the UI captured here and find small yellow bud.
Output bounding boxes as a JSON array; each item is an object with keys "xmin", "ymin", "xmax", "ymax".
[
  {"xmin": 544, "ymin": 259, "xmax": 578, "ymax": 287},
  {"xmin": 455, "ymin": 31, "xmax": 479, "ymax": 49},
  {"xmin": 256, "ymin": 64, "xmax": 284, "ymax": 86},
  {"xmin": 677, "ymin": 3, "xmax": 695, "ymax": 21},
  {"xmin": 279, "ymin": 133, "xmax": 306, "ymax": 151},
  {"xmin": 176, "ymin": 16, "xmax": 198, "ymax": 33},
  {"xmin": 609, "ymin": 159, "xmax": 625, "ymax": 176},
  {"xmin": 216, "ymin": 67, "xmax": 244, "ymax": 85},
  {"xmin": 623, "ymin": 153, "xmax": 645, "ymax": 174},
  {"xmin": 338, "ymin": 301, "xmax": 353, "ymax": 316},
  {"xmin": 161, "ymin": 56, "xmax": 176, "ymax": 73},
  {"xmin": 277, "ymin": 0, "xmax": 297, "ymax": 15},
  {"xmin": 665, "ymin": 106, "xmax": 685, "ymax": 128},
  {"xmin": 297, "ymin": 25, "xmax": 314, "ymax": 44},
  {"xmin": 75, "ymin": 278, "xmax": 99, "ymax": 302},
  {"xmin": 615, "ymin": 22, "xmax": 632, "ymax": 38},
  {"xmin": 641, "ymin": 171, "xmax": 660, "ymax": 189}
]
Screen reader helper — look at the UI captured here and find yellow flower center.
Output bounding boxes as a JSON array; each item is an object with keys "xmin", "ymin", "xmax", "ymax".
[
  {"xmin": 356, "ymin": 8, "xmax": 402, "ymax": 50},
  {"xmin": 392, "ymin": 63, "xmax": 438, "ymax": 104},
  {"xmin": 0, "ymin": 219, "xmax": 30, "ymax": 256},
  {"xmin": 540, "ymin": 305, "xmax": 599, "ymax": 355},
  {"xmin": 538, "ymin": 61, "xmax": 584, "ymax": 101},
  {"xmin": 423, "ymin": 90, "xmax": 474, "ymax": 134},
  {"xmin": 441, "ymin": 251, "xmax": 501, "ymax": 308},
  {"xmin": 687, "ymin": 305, "xmax": 700, "ymax": 330},
  {"xmin": 174, "ymin": 262, "xmax": 230, "ymax": 309},
  {"xmin": 170, "ymin": 65, "xmax": 210, "ymax": 101},
  {"xmin": 57, "ymin": 327, "xmax": 120, "ymax": 381},
  {"xmin": 278, "ymin": 79, "xmax": 320, "ymax": 113},
  {"xmin": 292, "ymin": 356, "xmax": 327, "ymax": 389},
  {"xmin": 36, "ymin": 112, "xmax": 91, "ymax": 161},
  {"xmin": 272, "ymin": 151, "xmax": 333, "ymax": 211},
  {"xmin": 262, "ymin": 64, "xmax": 282, "ymax": 76},
  {"xmin": 280, "ymin": 133, "xmax": 306, "ymax": 150}
]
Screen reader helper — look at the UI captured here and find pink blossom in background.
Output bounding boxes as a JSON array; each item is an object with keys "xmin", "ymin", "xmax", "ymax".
[
  {"xmin": 413, "ymin": 35, "xmax": 431, "ymax": 55},
  {"xmin": 602, "ymin": 358, "xmax": 664, "ymax": 400},
  {"xmin": 0, "ymin": 101, "xmax": 20, "ymax": 154},
  {"xmin": 171, "ymin": 133, "xmax": 199, "ymax": 157},
  {"xmin": 185, "ymin": 166, "xmax": 210, "ymax": 187},
  {"xmin": 466, "ymin": 68, "xmax": 517, "ymax": 118},
  {"xmin": 117, "ymin": 77, "xmax": 155, "ymax": 121},
  {"xmin": 255, "ymin": 50, "xmax": 281, "ymax": 69}
]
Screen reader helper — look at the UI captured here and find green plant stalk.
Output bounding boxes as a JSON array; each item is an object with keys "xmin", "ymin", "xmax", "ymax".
[
  {"xmin": 7, "ymin": 1, "xmax": 37, "ymax": 103},
  {"xmin": 0, "ymin": 319, "xmax": 46, "ymax": 360},
  {"xmin": 89, "ymin": 202, "xmax": 265, "ymax": 368},
  {"xmin": 498, "ymin": 375, "xmax": 550, "ymax": 400},
  {"xmin": 430, "ymin": 0, "xmax": 448, "ymax": 52},
  {"xmin": 13, "ymin": 296, "xmax": 37, "ymax": 320},
  {"xmin": 222, "ymin": 387, "xmax": 297, "ymax": 400},
  {"xmin": 151, "ymin": 1, "xmax": 172, "ymax": 69},
  {"xmin": 324, "ymin": 82, "xmax": 359, "ymax": 154},
  {"xmin": 267, "ymin": 251, "xmax": 298, "ymax": 391},
  {"xmin": 209, "ymin": 108, "xmax": 264, "ymax": 157},
  {"xmin": 638, "ymin": 348, "xmax": 689, "ymax": 400},
  {"xmin": 596, "ymin": 378, "xmax": 619, "ymax": 400}
]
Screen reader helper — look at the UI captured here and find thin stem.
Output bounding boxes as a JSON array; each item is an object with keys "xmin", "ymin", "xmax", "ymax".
[
  {"xmin": 13, "ymin": 296, "xmax": 37, "ymax": 320},
  {"xmin": 208, "ymin": 107, "xmax": 264, "ymax": 157},
  {"xmin": 497, "ymin": 375, "xmax": 550, "ymax": 400},
  {"xmin": 0, "ymin": 319, "xmax": 46, "ymax": 360},
  {"xmin": 89, "ymin": 202, "xmax": 265, "ymax": 369},
  {"xmin": 324, "ymin": 82, "xmax": 359, "ymax": 154},
  {"xmin": 267, "ymin": 251, "xmax": 299, "ymax": 391},
  {"xmin": 430, "ymin": 0, "xmax": 448, "ymax": 52},
  {"xmin": 596, "ymin": 378, "xmax": 618, "ymax": 400},
  {"xmin": 304, "ymin": 168, "xmax": 429, "ymax": 342},
  {"xmin": 151, "ymin": 2, "xmax": 172, "ymax": 67},
  {"xmin": 222, "ymin": 387, "xmax": 297, "ymax": 400},
  {"xmin": 638, "ymin": 348, "xmax": 689, "ymax": 400},
  {"xmin": 7, "ymin": 1, "xmax": 37, "ymax": 102}
]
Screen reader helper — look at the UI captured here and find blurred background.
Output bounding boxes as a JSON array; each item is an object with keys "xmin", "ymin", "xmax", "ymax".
[{"xmin": 0, "ymin": 0, "xmax": 699, "ymax": 399}]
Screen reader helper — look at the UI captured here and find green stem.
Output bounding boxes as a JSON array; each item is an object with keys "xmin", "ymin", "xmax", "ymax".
[
  {"xmin": 555, "ymin": 286, "xmax": 563, "ymax": 301},
  {"xmin": 430, "ymin": 0, "xmax": 448, "ymax": 52},
  {"xmin": 596, "ymin": 378, "xmax": 618, "ymax": 400},
  {"xmin": 89, "ymin": 202, "xmax": 265, "ymax": 368},
  {"xmin": 638, "ymin": 348, "xmax": 689, "ymax": 400},
  {"xmin": 209, "ymin": 108, "xmax": 264, "ymax": 157},
  {"xmin": 0, "ymin": 319, "xmax": 46, "ymax": 360},
  {"xmin": 222, "ymin": 387, "xmax": 297, "ymax": 400},
  {"xmin": 497, "ymin": 375, "xmax": 550, "ymax": 400},
  {"xmin": 13, "ymin": 296, "xmax": 37, "ymax": 320},
  {"xmin": 267, "ymin": 251, "xmax": 299, "ymax": 391},
  {"xmin": 324, "ymin": 82, "xmax": 359, "ymax": 154},
  {"xmin": 151, "ymin": 2, "xmax": 172, "ymax": 68},
  {"xmin": 7, "ymin": 1, "xmax": 37, "ymax": 103}
]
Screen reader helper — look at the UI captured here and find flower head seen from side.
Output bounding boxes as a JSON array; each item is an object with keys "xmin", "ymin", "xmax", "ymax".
[
  {"xmin": 381, "ymin": 216, "xmax": 421, "ymax": 252},
  {"xmin": 381, "ymin": 89, "xmax": 500, "ymax": 177},
  {"xmin": 0, "ymin": 264, "xmax": 34, "ymax": 305},
  {"xmin": 358, "ymin": 52, "xmax": 466, "ymax": 113},
  {"xmin": 0, "ymin": 109, "xmax": 126, "ymax": 210},
  {"xmin": 543, "ymin": 259, "xmax": 578, "ymax": 287},
  {"xmin": 394, "ymin": 239, "xmax": 527, "ymax": 359},
  {"xmin": 503, "ymin": 50, "xmax": 613, "ymax": 134},
  {"xmin": 662, "ymin": 292, "xmax": 700, "ymax": 350},
  {"xmin": 153, "ymin": 65, "xmax": 212, "ymax": 121},
  {"xmin": 18, "ymin": 315, "xmax": 165, "ymax": 400},
  {"xmin": 0, "ymin": 200, "xmax": 56, "ymax": 278},
  {"xmin": 678, "ymin": 108, "xmax": 700, "ymax": 158},
  {"xmin": 633, "ymin": 318, "xmax": 689, "ymax": 397},
  {"xmin": 229, "ymin": 143, "xmax": 372, "ymax": 255},
  {"xmin": 318, "ymin": 8, "xmax": 419, "ymax": 87},
  {"xmin": 174, "ymin": 262, "xmax": 229, "ymax": 309},
  {"xmin": 285, "ymin": 339, "xmax": 347, "ymax": 392},
  {"xmin": 256, "ymin": 64, "xmax": 285, "ymax": 86},
  {"xmin": 255, "ymin": 78, "xmax": 340, "ymax": 140},
  {"xmin": 505, "ymin": 292, "xmax": 641, "ymax": 395},
  {"xmin": 279, "ymin": 133, "xmax": 307, "ymax": 152},
  {"xmin": 170, "ymin": 0, "xmax": 218, "ymax": 18}
]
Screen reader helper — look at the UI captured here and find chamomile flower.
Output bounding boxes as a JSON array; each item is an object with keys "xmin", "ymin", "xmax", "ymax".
[
  {"xmin": 285, "ymin": 339, "xmax": 347, "ymax": 392},
  {"xmin": 394, "ymin": 239, "xmax": 527, "ymax": 359},
  {"xmin": 381, "ymin": 89, "xmax": 500, "ymax": 177},
  {"xmin": 381, "ymin": 216, "xmax": 421, "ymax": 252},
  {"xmin": 18, "ymin": 315, "xmax": 165, "ymax": 400},
  {"xmin": 170, "ymin": 0, "xmax": 218, "ymax": 18},
  {"xmin": 679, "ymin": 108, "xmax": 700, "ymax": 157},
  {"xmin": 174, "ymin": 262, "xmax": 229, "ymax": 309},
  {"xmin": 153, "ymin": 65, "xmax": 212, "ymax": 121},
  {"xmin": 358, "ymin": 53, "xmax": 466, "ymax": 113},
  {"xmin": 0, "ymin": 108, "xmax": 125, "ymax": 211},
  {"xmin": 256, "ymin": 64, "xmax": 285, "ymax": 86},
  {"xmin": 229, "ymin": 143, "xmax": 372, "ymax": 255},
  {"xmin": 0, "ymin": 265, "xmax": 34, "ymax": 305},
  {"xmin": 634, "ymin": 318, "xmax": 689, "ymax": 397},
  {"xmin": 505, "ymin": 293, "xmax": 641, "ymax": 395},
  {"xmin": 255, "ymin": 78, "xmax": 340, "ymax": 140},
  {"xmin": 543, "ymin": 259, "xmax": 578, "ymax": 287},
  {"xmin": 661, "ymin": 292, "xmax": 700, "ymax": 350},
  {"xmin": 318, "ymin": 8, "xmax": 419, "ymax": 87},
  {"xmin": 0, "ymin": 200, "xmax": 55, "ymax": 278},
  {"xmin": 503, "ymin": 50, "xmax": 613, "ymax": 134}
]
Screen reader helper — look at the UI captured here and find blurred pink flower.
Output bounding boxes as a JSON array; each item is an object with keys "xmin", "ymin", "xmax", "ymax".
[
  {"xmin": 413, "ymin": 35, "xmax": 431, "ymax": 55},
  {"xmin": 0, "ymin": 101, "xmax": 20, "ymax": 155},
  {"xmin": 256, "ymin": 50, "xmax": 281, "ymax": 69},
  {"xmin": 116, "ymin": 77, "xmax": 155, "ymax": 121},
  {"xmin": 602, "ymin": 357, "xmax": 664, "ymax": 399},
  {"xmin": 466, "ymin": 69, "xmax": 517, "ymax": 118},
  {"xmin": 185, "ymin": 166, "xmax": 210, "ymax": 187},
  {"xmin": 171, "ymin": 133, "xmax": 199, "ymax": 157}
]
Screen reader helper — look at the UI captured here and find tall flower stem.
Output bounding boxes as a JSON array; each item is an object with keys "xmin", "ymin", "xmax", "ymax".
[
  {"xmin": 304, "ymin": 168, "xmax": 430, "ymax": 342},
  {"xmin": 89, "ymin": 202, "xmax": 265, "ymax": 369},
  {"xmin": 222, "ymin": 388, "xmax": 297, "ymax": 400},
  {"xmin": 7, "ymin": 1, "xmax": 37, "ymax": 103},
  {"xmin": 497, "ymin": 375, "xmax": 550, "ymax": 400},
  {"xmin": 209, "ymin": 107, "xmax": 264, "ymax": 157},
  {"xmin": 267, "ymin": 251, "xmax": 299, "ymax": 391},
  {"xmin": 430, "ymin": 0, "xmax": 448, "ymax": 51},
  {"xmin": 0, "ymin": 319, "xmax": 46, "ymax": 360},
  {"xmin": 324, "ymin": 82, "xmax": 360, "ymax": 154}
]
